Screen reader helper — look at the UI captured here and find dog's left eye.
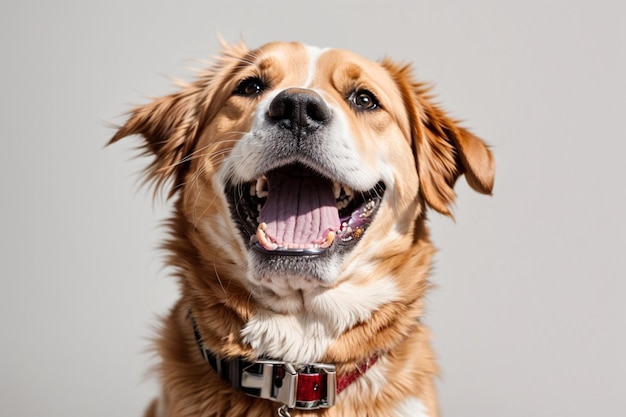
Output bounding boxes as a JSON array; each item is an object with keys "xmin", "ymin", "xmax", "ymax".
[
  {"xmin": 234, "ymin": 77, "xmax": 267, "ymax": 96},
  {"xmin": 350, "ymin": 90, "xmax": 379, "ymax": 110}
]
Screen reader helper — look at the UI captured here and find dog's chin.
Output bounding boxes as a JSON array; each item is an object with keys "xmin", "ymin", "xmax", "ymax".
[{"xmin": 246, "ymin": 247, "xmax": 344, "ymax": 300}]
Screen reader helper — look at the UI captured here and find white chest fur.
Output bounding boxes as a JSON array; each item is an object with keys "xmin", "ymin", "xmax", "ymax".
[{"xmin": 241, "ymin": 277, "xmax": 399, "ymax": 363}]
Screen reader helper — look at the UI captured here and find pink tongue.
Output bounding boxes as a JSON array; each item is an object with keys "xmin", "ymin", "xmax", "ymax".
[{"xmin": 259, "ymin": 171, "xmax": 340, "ymax": 248}]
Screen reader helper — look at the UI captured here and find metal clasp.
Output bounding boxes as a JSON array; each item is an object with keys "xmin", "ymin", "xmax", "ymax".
[
  {"xmin": 240, "ymin": 360, "xmax": 337, "ymax": 410},
  {"xmin": 241, "ymin": 359, "xmax": 298, "ymax": 407}
]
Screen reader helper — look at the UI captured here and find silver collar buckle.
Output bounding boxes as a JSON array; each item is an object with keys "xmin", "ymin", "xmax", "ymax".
[{"xmin": 240, "ymin": 359, "xmax": 337, "ymax": 410}]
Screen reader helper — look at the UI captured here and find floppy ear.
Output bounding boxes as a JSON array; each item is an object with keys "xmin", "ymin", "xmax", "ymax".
[
  {"xmin": 108, "ymin": 40, "xmax": 251, "ymax": 197},
  {"xmin": 382, "ymin": 60, "xmax": 495, "ymax": 216},
  {"xmin": 108, "ymin": 87, "xmax": 202, "ymax": 197},
  {"xmin": 414, "ymin": 94, "xmax": 495, "ymax": 215}
]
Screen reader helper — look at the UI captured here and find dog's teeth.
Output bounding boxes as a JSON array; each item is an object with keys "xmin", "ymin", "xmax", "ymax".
[
  {"xmin": 256, "ymin": 176, "xmax": 268, "ymax": 198},
  {"xmin": 337, "ymin": 199, "xmax": 350, "ymax": 209},
  {"xmin": 333, "ymin": 182, "xmax": 341, "ymax": 199},
  {"xmin": 344, "ymin": 186, "xmax": 353, "ymax": 198},
  {"xmin": 256, "ymin": 222, "xmax": 278, "ymax": 250},
  {"xmin": 321, "ymin": 231, "xmax": 336, "ymax": 248}
]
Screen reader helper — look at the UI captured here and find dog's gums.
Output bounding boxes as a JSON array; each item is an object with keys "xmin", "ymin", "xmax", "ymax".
[{"xmin": 227, "ymin": 163, "xmax": 385, "ymax": 256}]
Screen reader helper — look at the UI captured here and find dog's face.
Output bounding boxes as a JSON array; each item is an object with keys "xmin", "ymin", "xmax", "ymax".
[
  {"xmin": 217, "ymin": 44, "xmax": 420, "ymax": 299},
  {"xmin": 111, "ymin": 41, "xmax": 494, "ymax": 314}
]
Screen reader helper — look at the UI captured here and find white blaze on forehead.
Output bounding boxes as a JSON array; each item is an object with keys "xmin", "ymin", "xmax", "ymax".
[{"xmin": 303, "ymin": 44, "xmax": 328, "ymax": 87}]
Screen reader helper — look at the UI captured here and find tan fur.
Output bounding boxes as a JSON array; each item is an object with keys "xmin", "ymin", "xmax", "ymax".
[{"xmin": 111, "ymin": 41, "xmax": 494, "ymax": 417}]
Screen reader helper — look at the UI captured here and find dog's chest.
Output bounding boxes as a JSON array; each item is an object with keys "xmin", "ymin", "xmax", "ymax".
[{"xmin": 241, "ymin": 278, "xmax": 400, "ymax": 362}]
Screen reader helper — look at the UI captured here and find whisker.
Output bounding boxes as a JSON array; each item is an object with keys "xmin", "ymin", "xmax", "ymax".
[{"xmin": 161, "ymin": 137, "xmax": 247, "ymax": 172}]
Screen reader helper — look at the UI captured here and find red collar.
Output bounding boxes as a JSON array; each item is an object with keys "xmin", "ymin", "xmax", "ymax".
[{"xmin": 191, "ymin": 315, "xmax": 378, "ymax": 411}]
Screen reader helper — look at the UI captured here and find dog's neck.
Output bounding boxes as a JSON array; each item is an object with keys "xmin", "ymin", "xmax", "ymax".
[{"xmin": 190, "ymin": 312, "xmax": 378, "ymax": 411}]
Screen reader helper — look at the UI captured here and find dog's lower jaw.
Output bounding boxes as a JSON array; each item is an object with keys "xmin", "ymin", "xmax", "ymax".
[{"xmin": 244, "ymin": 251, "xmax": 346, "ymax": 313}]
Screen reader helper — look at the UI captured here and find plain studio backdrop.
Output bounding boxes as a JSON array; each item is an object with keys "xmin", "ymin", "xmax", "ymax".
[{"xmin": 1, "ymin": 1, "xmax": 624, "ymax": 416}]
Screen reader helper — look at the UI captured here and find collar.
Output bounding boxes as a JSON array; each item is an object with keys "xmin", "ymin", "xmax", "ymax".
[{"xmin": 191, "ymin": 314, "xmax": 378, "ymax": 411}]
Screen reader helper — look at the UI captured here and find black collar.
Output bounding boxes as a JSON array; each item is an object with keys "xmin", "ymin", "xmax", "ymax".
[{"xmin": 190, "ymin": 313, "xmax": 377, "ymax": 411}]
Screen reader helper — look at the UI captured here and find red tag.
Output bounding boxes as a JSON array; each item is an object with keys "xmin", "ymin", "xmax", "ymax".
[{"xmin": 296, "ymin": 373, "xmax": 327, "ymax": 402}]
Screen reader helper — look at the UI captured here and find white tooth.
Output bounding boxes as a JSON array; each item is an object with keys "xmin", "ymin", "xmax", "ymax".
[
  {"xmin": 333, "ymin": 182, "xmax": 341, "ymax": 199},
  {"xmin": 256, "ymin": 222, "xmax": 278, "ymax": 250},
  {"xmin": 256, "ymin": 176, "xmax": 268, "ymax": 198},
  {"xmin": 322, "ymin": 231, "xmax": 336, "ymax": 248},
  {"xmin": 344, "ymin": 186, "xmax": 353, "ymax": 198},
  {"xmin": 337, "ymin": 199, "xmax": 349, "ymax": 209}
]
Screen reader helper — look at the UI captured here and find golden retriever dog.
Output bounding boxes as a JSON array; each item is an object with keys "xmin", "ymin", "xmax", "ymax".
[{"xmin": 110, "ymin": 41, "xmax": 494, "ymax": 417}]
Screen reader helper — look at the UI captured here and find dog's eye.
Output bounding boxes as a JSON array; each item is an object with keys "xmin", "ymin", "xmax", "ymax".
[
  {"xmin": 350, "ymin": 90, "xmax": 379, "ymax": 110},
  {"xmin": 234, "ymin": 77, "xmax": 266, "ymax": 96}
]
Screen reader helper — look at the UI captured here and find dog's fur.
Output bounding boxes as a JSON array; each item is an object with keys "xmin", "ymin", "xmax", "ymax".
[{"xmin": 111, "ymin": 41, "xmax": 494, "ymax": 417}]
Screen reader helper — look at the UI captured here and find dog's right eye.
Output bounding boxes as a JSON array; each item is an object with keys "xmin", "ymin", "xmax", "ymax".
[{"xmin": 234, "ymin": 77, "xmax": 266, "ymax": 96}]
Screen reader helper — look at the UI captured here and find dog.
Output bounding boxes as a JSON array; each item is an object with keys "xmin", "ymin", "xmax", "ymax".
[{"xmin": 110, "ymin": 41, "xmax": 494, "ymax": 417}]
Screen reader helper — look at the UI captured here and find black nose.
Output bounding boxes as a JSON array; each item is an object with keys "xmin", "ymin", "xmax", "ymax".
[{"xmin": 268, "ymin": 88, "xmax": 331, "ymax": 132}]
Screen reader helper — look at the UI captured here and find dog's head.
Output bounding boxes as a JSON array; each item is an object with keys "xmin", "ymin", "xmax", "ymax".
[{"xmin": 111, "ymin": 41, "xmax": 494, "ymax": 313}]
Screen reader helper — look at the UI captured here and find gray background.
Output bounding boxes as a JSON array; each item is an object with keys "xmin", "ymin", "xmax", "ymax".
[{"xmin": 1, "ymin": 0, "xmax": 624, "ymax": 416}]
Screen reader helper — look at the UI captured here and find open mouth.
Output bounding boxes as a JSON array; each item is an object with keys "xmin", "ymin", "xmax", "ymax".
[{"xmin": 226, "ymin": 163, "xmax": 385, "ymax": 256}]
